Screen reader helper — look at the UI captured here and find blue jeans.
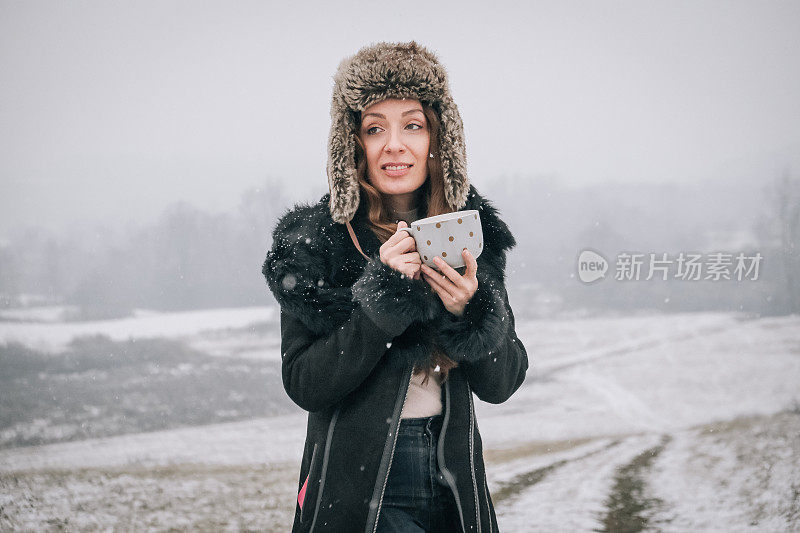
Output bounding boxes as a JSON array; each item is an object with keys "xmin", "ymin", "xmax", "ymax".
[{"xmin": 376, "ymin": 414, "xmax": 462, "ymax": 533}]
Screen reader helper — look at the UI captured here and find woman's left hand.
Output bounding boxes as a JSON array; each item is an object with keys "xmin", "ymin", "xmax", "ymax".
[{"xmin": 421, "ymin": 249, "xmax": 478, "ymax": 317}]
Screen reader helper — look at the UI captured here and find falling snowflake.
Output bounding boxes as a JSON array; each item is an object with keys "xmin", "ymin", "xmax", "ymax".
[{"xmin": 281, "ymin": 274, "xmax": 297, "ymax": 290}]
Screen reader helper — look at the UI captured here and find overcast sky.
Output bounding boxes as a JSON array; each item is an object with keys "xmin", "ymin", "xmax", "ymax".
[{"xmin": 1, "ymin": 1, "xmax": 799, "ymax": 240}]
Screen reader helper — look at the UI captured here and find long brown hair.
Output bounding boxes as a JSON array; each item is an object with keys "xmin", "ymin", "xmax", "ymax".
[{"xmin": 354, "ymin": 102, "xmax": 459, "ymax": 385}]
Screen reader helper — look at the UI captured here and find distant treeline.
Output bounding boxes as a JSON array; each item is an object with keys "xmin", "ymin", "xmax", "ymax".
[
  {"xmin": 0, "ymin": 177, "xmax": 292, "ymax": 319},
  {"xmin": 0, "ymin": 173, "xmax": 797, "ymax": 319}
]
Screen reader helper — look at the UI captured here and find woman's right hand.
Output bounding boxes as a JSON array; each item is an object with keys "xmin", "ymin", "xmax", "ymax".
[{"xmin": 379, "ymin": 221, "xmax": 422, "ymax": 280}]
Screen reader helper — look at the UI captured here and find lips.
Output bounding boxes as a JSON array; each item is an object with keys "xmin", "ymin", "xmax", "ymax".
[{"xmin": 381, "ymin": 162, "xmax": 414, "ymax": 178}]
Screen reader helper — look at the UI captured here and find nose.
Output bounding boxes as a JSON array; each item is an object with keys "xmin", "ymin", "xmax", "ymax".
[{"xmin": 383, "ymin": 126, "xmax": 406, "ymax": 153}]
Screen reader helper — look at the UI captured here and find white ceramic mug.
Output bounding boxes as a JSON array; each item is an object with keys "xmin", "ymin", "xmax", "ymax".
[{"xmin": 397, "ymin": 210, "xmax": 483, "ymax": 269}]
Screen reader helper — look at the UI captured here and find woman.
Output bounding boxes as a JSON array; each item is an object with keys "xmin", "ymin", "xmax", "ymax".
[{"xmin": 263, "ymin": 41, "xmax": 528, "ymax": 533}]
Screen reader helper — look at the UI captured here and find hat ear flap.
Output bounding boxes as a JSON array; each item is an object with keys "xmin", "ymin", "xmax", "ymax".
[
  {"xmin": 436, "ymin": 96, "xmax": 470, "ymax": 211},
  {"xmin": 327, "ymin": 99, "xmax": 361, "ymax": 224}
]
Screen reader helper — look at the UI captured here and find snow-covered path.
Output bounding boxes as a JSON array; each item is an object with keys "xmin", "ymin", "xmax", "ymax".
[{"xmin": 504, "ymin": 435, "xmax": 665, "ymax": 531}]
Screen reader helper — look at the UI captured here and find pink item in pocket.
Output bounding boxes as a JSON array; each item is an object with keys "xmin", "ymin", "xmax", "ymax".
[{"xmin": 298, "ymin": 474, "xmax": 309, "ymax": 510}]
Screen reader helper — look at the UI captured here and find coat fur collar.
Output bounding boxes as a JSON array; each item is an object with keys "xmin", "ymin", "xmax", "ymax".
[{"xmin": 263, "ymin": 184, "xmax": 516, "ymax": 368}]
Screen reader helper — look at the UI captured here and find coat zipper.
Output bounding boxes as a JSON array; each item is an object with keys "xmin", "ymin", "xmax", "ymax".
[
  {"xmin": 483, "ymin": 469, "xmax": 493, "ymax": 533},
  {"xmin": 472, "ymin": 393, "xmax": 494, "ymax": 533},
  {"xmin": 438, "ymin": 378, "xmax": 469, "ymax": 532},
  {"xmin": 308, "ymin": 405, "xmax": 340, "ymax": 533},
  {"xmin": 468, "ymin": 384, "xmax": 483, "ymax": 533},
  {"xmin": 368, "ymin": 364, "xmax": 415, "ymax": 533}
]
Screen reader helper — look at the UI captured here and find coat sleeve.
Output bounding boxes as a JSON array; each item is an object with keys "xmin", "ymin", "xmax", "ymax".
[
  {"xmin": 269, "ymin": 237, "xmax": 440, "ymax": 412},
  {"xmin": 435, "ymin": 273, "xmax": 529, "ymax": 404},
  {"xmin": 431, "ymin": 186, "xmax": 529, "ymax": 403},
  {"xmin": 279, "ymin": 305, "xmax": 394, "ymax": 413}
]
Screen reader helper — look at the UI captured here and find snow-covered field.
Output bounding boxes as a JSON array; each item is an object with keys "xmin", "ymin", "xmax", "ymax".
[
  {"xmin": 0, "ymin": 306, "xmax": 276, "ymax": 354},
  {"xmin": 0, "ymin": 308, "xmax": 798, "ymax": 531}
]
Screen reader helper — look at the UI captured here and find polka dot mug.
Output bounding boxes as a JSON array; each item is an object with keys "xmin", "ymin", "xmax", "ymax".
[{"xmin": 398, "ymin": 210, "xmax": 483, "ymax": 270}]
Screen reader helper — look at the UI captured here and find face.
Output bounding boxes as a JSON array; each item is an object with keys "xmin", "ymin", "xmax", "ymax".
[{"xmin": 358, "ymin": 98, "xmax": 430, "ymax": 201}]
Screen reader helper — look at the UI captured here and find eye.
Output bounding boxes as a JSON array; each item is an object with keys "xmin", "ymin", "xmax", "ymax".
[
  {"xmin": 365, "ymin": 125, "xmax": 383, "ymax": 135},
  {"xmin": 406, "ymin": 123, "xmax": 423, "ymax": 131}
]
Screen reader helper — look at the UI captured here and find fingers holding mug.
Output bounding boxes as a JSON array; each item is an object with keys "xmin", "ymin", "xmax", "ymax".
[
  {"xmin": 380, "ymin": 222, "xmax": 423, "ymax": 279},
  {"xmin": 385, "ymin": 221, "xmax": 409, "ymax": 247}
]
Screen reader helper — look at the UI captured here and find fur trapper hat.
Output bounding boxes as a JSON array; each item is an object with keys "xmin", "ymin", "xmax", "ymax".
[{"xmin": 327, "ymin": 41, "xmax": 470, "ymax": 224}]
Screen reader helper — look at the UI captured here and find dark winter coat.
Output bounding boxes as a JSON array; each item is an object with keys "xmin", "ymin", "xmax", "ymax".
[{"xmin": 262, "ymin": 184, "xmax": 529, "ymax": 532}]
